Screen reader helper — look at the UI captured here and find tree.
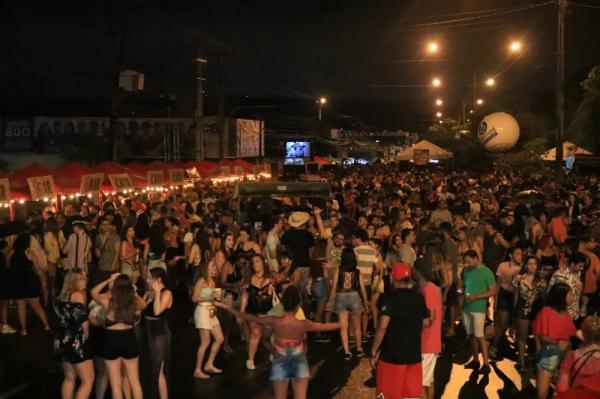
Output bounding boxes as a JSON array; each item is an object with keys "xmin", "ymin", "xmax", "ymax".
[
  {"xmin": 569, "ymin": 64, "xmax": 600, "ymax": 153},
  {"xmin": 490, "ymin": 137, "xmax": 548, "ymax": 171},
  {"xmin": 425, "ymin": 117, "xmax": 491, "ymax": 170}
]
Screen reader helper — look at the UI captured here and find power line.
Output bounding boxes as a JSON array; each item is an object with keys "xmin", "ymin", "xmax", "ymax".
[
  {"xmin": 394, "ymin": 1, "xmax": 553, "ymax": 30},
  {"xmin": 570, "ymin": 2, "xmax": 600, "ymax": 10}
]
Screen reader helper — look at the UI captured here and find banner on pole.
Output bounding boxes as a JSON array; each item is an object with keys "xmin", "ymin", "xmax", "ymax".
[
  {"xmin": 147, "ymin": 170, "xmax": 164, "ymax": 187},
  {"xmin": 169, "ymin": 169, "xmax": 185, "ymax": 185},
  {"xmin": 233, "ymin": 166, "xmax": 244, "ymax": 176},
  {"xmin": 27, "ymin": 175, "xmax": 57, "ymax": 201},
  {"xmin": 80, "ymin": 173, "xmax": 104, "ymax": 194},
  {"xmin": 108, "ymin": 174, "xmax": 134, "ymax": 192},
  {"xmin": 0, "ymin": 178, "xmax": 11, "ymax": 202},
  {"xmin": 186, "ymin": 167, "xmax": 200, "ymax": 179}
]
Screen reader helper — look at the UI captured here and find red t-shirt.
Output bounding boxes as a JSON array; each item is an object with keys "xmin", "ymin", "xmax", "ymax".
[
  {"xmin": 421, "ymin": 282, "xmax": 442, "ymax": 354},
  {"xmin": 533, "ymin": 306, "xmax": 576, "ymax": 341}
]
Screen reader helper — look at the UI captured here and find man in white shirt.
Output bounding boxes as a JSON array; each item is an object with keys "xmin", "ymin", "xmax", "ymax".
[{"xmin": 265, "ymin": 217, "xmax": 284, "ymax": 274}]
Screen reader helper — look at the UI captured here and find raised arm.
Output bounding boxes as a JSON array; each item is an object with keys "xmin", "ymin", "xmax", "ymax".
[{"xmin": 91, "ymin": 275, "xmax": 115, "ymax": 309}]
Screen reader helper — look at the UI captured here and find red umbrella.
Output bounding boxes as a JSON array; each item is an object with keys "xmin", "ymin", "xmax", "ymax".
[{"xmin": 313, "ymin": 156, "xmax": 330, "ymax": 166}]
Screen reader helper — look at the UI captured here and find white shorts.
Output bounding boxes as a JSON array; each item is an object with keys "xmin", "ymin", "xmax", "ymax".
[
  {"xmin": 194, "ymin": 304, "xmax": 220, "ymax": 330},
  {"xmin": 421, "ymin": 353, "xmax": 438, "ymax": 387},
  {"xmin": 462, "ymin": 311, "xmax": 485, "ymax": 338}
]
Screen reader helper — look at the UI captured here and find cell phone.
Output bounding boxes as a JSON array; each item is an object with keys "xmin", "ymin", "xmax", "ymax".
[{"xmin": 254, "ymin": 221, "xmax": 263, "ymax": 232}]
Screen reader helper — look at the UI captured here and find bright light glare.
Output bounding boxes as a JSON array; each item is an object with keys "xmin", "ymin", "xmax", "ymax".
[
  {"xmin": 436, "ymin": 111, "xmax": 442, "ymax": 118},
  {"xmin": 476, "ymin": 99, "xmax": 484, "ymax": 105},
  {"xmin": 509, "ymin": 41, "xmax": 522, "ymax": 53},
  {"xmin": 485, "ymin": 78, "xmax": 496, "ymax": 87},
  {"xmin": 319, "ymin": 97, "xmax": 327, "ymax": 104},
  {"xmin": 427, "ymin": 42, "xmax": 439, "ymax": 54},
  {"xmin": 435, "ymin": 99, "xmax": 443, "ymax": 106},
  {"xmin": 432, "ymin": 78, "xmax": 442, "ymax": 87}
]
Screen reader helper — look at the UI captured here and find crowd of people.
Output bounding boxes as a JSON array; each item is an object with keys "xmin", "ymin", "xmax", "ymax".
[{"xmin": 1, "ymin": 166, "xmax": 600, "ymax": 399}]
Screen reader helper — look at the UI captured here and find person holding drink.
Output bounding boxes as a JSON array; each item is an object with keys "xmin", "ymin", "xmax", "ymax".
[{"xmin": 192, "ymin": 262, "xmax": 224, "ymax": 379}]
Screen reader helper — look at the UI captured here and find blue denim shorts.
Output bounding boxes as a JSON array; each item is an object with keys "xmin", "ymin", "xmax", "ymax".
[
  {"xmin": 270, "ymin": 347, "xmax": 310, "ymax": 381},
  {"xmin": 334, "ymin": 291, "xmax": 363, "ymax": 314},
  {"xmin": 312, "ymin": 278, "xmax": 329, "ymax": 301},
  {"xmin": 537, "ymin": 344, "xmax": 565, "ymax": 373}
]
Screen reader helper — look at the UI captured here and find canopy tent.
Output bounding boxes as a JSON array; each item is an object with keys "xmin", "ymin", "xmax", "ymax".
[
  {"xmin": 541, "ymin": 141, "xmax": 593, "ymax": 161},
  {"xmin": 96, "ymin": 161, "xmax": 145, "ymax": 189},
  {"xmin": 396, "ymin": 140, "xmax": 454, "ymax": 161},
  {"xmin": 235, "ymin": 182, "xmax": 330, "ymax": 198},
  {"xmin": 221, "ymin": 159, "xmax": 254, "ymax": 173},
  {"xmin": 10, "ymin": 164, "xmax": 65, "ymax": 194},
  {"xmin": 313, "ymin": 156, "xmax": 330, "ymax": 166}
]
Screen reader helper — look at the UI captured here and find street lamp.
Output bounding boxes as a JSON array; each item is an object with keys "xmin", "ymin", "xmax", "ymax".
[
  {"xmin": 435, "ymin": 98, "xmax": 443, "ymax": 106},
  {"xmin": 317, "ymin": 97, "xmax": 327, "ymax": 120},
  {"xmin": 509, "ymin": 40, "xmax": 522, "ymax": 53},
  {"xmin": 436, "ymin": 111, "xmax": 443, "ymax": 118},
  {"xmin": 476, "ymin": 98, "xmax": 484, "ymax": 105},
  {"xmin": 426, "ymin": 41, "xmax": 439, "ymax": 55},
  {"xmin": 485, "ymin": 78, "xmax": 496, "ymax": 87},
  {"xmin": 431, "ymin": 78, "xmax": 442, "ymax": 87}
]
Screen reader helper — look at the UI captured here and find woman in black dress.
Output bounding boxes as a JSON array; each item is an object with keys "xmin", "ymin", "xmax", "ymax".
[
  {"xmin": 54, "ymin": 268, "xmax": 94, "ymax": 398},
  {"xmin": 143, "ymin": 267, "xmax": 173, "ymax": 399},
  {"xmin": 0, "ymin": 240, "xmax": 17, "ymax": 334},
  {"xmin": 11, "ymin": 233, "xmax": 50, "ymax": 335},
  {"xmin": 241, "ymin": 255, "xmax": 273, "ymax": 370}
]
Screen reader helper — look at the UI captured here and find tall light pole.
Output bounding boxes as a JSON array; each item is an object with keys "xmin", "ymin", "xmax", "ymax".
[
  {"xmin": 195, "ymin": 52, "xmax": 207, "ymax": 161},
  {"xmin": 556, "ymin": 0, "xmax": 566, "ymax": 165},
  {"xmin": 318, "ymin": 97, "xmax": 327, "ymax": 121}
]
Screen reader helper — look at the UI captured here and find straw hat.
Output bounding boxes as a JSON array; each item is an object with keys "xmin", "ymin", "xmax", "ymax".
[{"xmin": 288, "ymin": 211, "xmax": 310, "ymax": 228}]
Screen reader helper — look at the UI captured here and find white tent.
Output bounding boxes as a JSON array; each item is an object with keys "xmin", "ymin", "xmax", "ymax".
[
  {"xmin": 541, "ymin": 141, "xmax": 592, "ymax": 161},
  {"xmin": 396, "ymin": 140, "xmax": 454, "ymax": 161}
]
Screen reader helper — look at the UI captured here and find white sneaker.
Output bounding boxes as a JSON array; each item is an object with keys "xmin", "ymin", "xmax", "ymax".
[
  {"xmin": 246, "ymin": 360, "xmax": 255, "ymax": 370},
  {"xmin": 1, "ymin": 324, "xmax": 17, "ymax": 334}
]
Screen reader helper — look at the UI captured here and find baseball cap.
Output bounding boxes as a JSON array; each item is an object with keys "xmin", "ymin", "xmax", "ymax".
[{"xmin": 391, "ymin": 263, "xmax": 412, "ymax": 281}]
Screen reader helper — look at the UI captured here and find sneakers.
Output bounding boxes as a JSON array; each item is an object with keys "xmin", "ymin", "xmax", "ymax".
[
  {"xmin": 344, "ymin": 352, "xmax": 353, "ymax": 361},
  {"xmin": 356, "ymin": 349, "xmax": 365, "ymax": 358},
  {"xmin": 464, "ymin": 360, "xmax": 480, "ymax": 370},
  {"xmin": 479, "ymin": 364, "xmax": 491, "ymax": 374},
  {"xmin": 246, "ymin": 360, "xmax": 255, "ymax": 370},
  {"xmin": 0, "ymin": 324, "xmax": 17, "ymax": 334}
]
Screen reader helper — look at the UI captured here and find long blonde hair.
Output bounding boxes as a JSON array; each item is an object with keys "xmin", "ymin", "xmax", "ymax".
[{"xmin": 58, "ymin": 268, "xmax": 85, "ymax": 302}]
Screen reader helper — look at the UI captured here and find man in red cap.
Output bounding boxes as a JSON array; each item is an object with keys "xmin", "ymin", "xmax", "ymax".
[{"xmin": 370, "ymin": 263, "xmax": 430, "ymax": 399}]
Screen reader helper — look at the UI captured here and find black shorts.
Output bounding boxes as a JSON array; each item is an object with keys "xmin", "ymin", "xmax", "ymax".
[
  {"xmin": 100, "ymin": 329, "xmax": 139, "ymax": 360},
  {"xmin": 446, "ymin": 282, "xmax": 459, "ymax": 306},
  {"xmin": 496, "ymin": 288, "xmax": 515, "ymax": 313}
]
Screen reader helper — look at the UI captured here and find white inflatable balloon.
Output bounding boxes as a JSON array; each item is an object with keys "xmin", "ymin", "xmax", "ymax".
[{"xmin": 478, "ymin": 112, "xmax": 520, "ymax": 152}]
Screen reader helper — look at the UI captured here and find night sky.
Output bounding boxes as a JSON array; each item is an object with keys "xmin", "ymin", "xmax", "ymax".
[{"xmin": 2, "ymin": 0, "xmax": 600, "ymax": 131}]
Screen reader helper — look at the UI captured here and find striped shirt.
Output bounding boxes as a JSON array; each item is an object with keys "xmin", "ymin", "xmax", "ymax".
[
  {"xmin": 354, "ymin": 245, "xmax": 378, "ymax": 285},
  {"xmin": 63, "ymin": 232, "xmax": 92, "ymax": 270}
]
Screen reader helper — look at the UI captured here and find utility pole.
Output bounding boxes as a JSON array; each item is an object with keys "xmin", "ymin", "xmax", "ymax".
[
  {"xmin": 217, "ymin": 56, "xmax": 225, "ymax": 160},
  {"xmin": 556, "ymin": 0, "xmax": 566, "ymax": 165},
  {"xmin": 108, "ymin": 24, "xmax": 127, "ymax": 161},
  {"xmin": 473, "ymin": 71, "xmax": 477, "ymax": 111},
  {"xmin": 195, "ymin": 51, "xmax": 207, "ymax": 162}
]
